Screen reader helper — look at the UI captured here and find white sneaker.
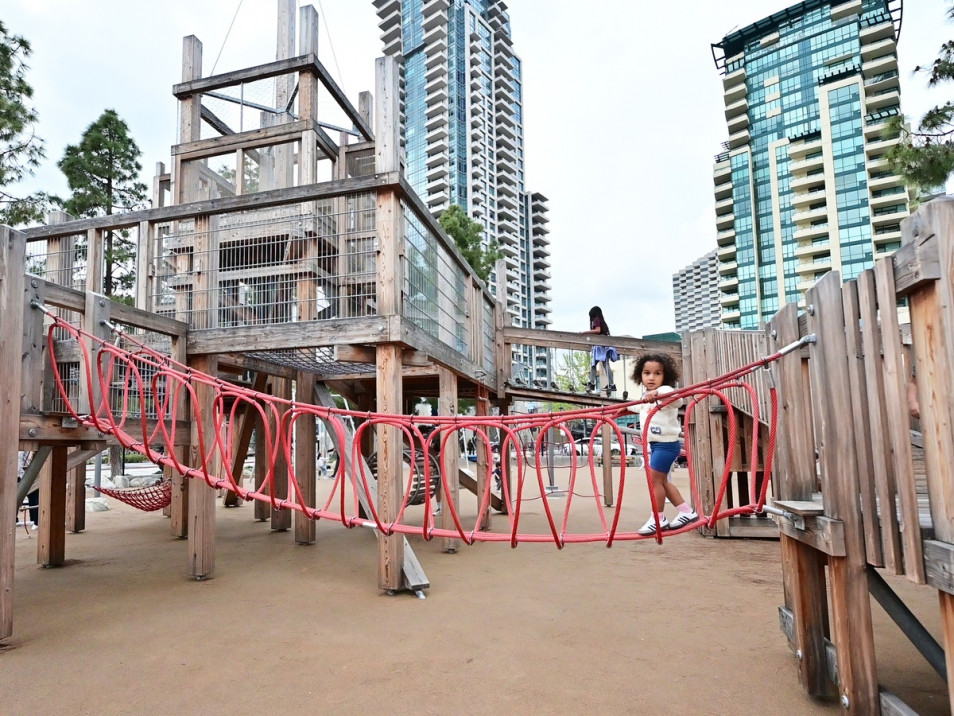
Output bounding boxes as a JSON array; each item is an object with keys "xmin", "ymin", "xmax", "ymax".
[
  {"xmin": 637, "ymin": 515, "xmax": 669, "ymax": 535},
  {"xmin": 433, "ymin": 506, "xmax": 442, "ymax": 516},
  {"xmin": 670, "ymin": 511, "xmax": 699, "ymax": 529}
]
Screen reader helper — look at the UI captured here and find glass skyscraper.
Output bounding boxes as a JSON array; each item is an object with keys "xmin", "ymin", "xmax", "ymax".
[
  {"xmin": 375, "ymin": 0, "xmax": 552, "ymax": 383},
  {"xmin": 711, "ymin": 0, "xmax": 907, "ymax": 329}
]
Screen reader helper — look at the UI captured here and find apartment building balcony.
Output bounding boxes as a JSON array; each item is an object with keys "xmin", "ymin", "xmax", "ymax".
[
  {"xmin": 788, "ymin": 137, "xmax": 823, "ymax": 159},
  {"xmin": 793, "ymin": 223, "xmax": 829, "ymax": 241},
  {"xmin": 718, "ymin": 259, "xmax": 738, "ymax": 275},
  {"xmin": 496, "ymin": 132, "xmax": 515, "ymax": 152},
  {"xmin": 727, "ymin": 112, "xmax": 750, "ymax": 134},
  {"xmin": 425, "ymin": 97, "xmax": 448, "ymax": 121},
  {"xmin": 425, "ymin": 44, "xmax": 447, "ymax": 69},
  {"xmin": 531, "ymin": 192, "xmax": 548, "ymax": 212},
  {"xmin": 721, "ymin": 307, "xmax": 741, "ymax": 323},
  {"xmin": 532, "ymin": 224, "xmax": 550, "ymax": 238},
  {"xmin": 873, "ymin": 227, "xmax": 903, "ymax": 245},
  {"xmin": 790, "ymin": 173, "xmax": 826, "ymax": 192},
  {"xmin": 868, "ymin": 172, "xmax": 903, "ymax": 191},
  {"xmin": 865, "ymin": 134, "xmax": 900, "ymax": 157},
  {"xmin": 373, "ymin": 0, "xmax": 400, "ymax": 13},
  {"xmin": 860, "ymin": 15, "xmax": 895, "ymax": 44},
  {"xmin": 426, "ymin": 148, "xmax": 447, "ymax": 169},
  {"xmin": 716, "ymin": 212, "xmax": 735, "ymax": 230},
  {"xmin": 497, "ymin": 202, "xmax": 516, "ymax": 221},
  {"xmin": 793, "ymin": 205, "xmax": 828, "ymax": 224},
  {"xmin": 831, "ymin": 0, "xmax": 862, "ymax": 21},
  {"xmin": 426, "ymin": 174, "xmax": 449, "ymax": 195},
  {"xmin": 862, "ymin": 54, "xmax": 898, "ymax": 78},
  {"xmin": 865, "ymin": 88, "xmax": 900, "ymax": 112},
  {"xmin": 718, "ymin": 251, "xmax": 737, "ymax": 270},
  {"xmin": 789, "ymin": 155, "xmax": 825, "ymax": 176},
  {"xmin": 380, "ymin": 20, "xmax": 402, "ymax": 48},
  {"xmin": 869, "ymin": 188, "xmax": 907, "ymax": 209},
  {"xmin": 725, "ymin": 97, "xmax": 749, "ymax": 121},
  {"xmin": 717, "ymin": 227, "xmax": 736, "ymax": 246},
  {"xmin": 722, "ymin": 66, "xmax": 746, "ymax": 91},
  {"xmin": 795, "ymin": 257, "xmax": 832, "ymax": 277},
  {"xmin": 425, "ymin": 72, "xmax": 448, "ymax": 94},
  {"xmin": 864, "ymin": 70, "xmax": 900, "ymax": 96},
  {"xmin": 794, "ymin": 239, "xmax": 830, "ymax": 259},
  {"xmin": 714, "ymin": 159, "xmax": 731, "ymax": 180},
  {"xmin": 498, "ymin": 241, "xmax": 518, "ymax": 258},
  {"xmin": 718, "ymin": 275, "xmax": 739, "ymax": 290},
  {"xmin": 497, "ymin": 120, "xmax": 515, "ymax": 140},
  {"xmin": 422, "ymin": 6, "xmax": 448, "ymax": 32},
  {"xmin": 866, "ymin": 154, "xmax": 889, "ymax": 173},
  {"xmin": 728, "ymin": 128, "xmax": 750, "ymax": 150},
  {"xmin": 498, "ymin": 183, "xmax": 518, "ymax": 202},
  {"xmin": 791, "ymin": 188, "xmax": 827, "ymax": 208},
  {"xmin": 715, "ymin": 197, "xmax": 733, "ymax": 214},
  {"xmin": 724, "ymin": 79, "xmax": 747, "ymax": 105},
  {"xmin": 426, "ymin": 188, "xmax": 449, "ymax": 209},
  {"xmin": 861, "ymin": 37, "xmax": 895, "ymax": 62},
  {"xmin": 871, "ymin": 207, "xmax": 909, "ymax": 227},
  {"xmin": 377, "ymin": 4, "xmax": 401, "ymax": 33}
]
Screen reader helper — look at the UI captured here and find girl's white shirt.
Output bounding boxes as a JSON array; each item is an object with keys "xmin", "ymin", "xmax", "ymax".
[{"xmin": 628, "ymin": 385, "xmax": 683, "ymax": 443}]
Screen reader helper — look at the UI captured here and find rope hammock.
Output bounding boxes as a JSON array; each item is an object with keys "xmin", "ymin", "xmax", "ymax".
[
  {"xmin": 36, "ymin": 301, "xmax": 810, "ymax": 546},
  {"xmin": 93, "ymin": 479, "xmax": 173, "ymax": 512}
]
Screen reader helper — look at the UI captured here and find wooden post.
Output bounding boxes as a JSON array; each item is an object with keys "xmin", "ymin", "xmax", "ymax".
[
  {"xmin": 806, "ymin": 271, "xmax": 878, "ymax": 714},
  {"xmin": 376, "ymin": 345, "xmax": 404, "ymax": 590},
  {"xmin": 187, "ymin": 355, "xmax": 218, "ymax": 578},
  {"xmin": 294, "ymin": 372, "xmax": 317, "ymax": 544},
  {"xmin": 0, "ymin": 226, "xmax": 27, "ymax": 640},
  {"xmin": 176, "ymin": 36, "xmax": 203, "ymax": 205},
  {"xmin": 65, "ymin": 447, "xmax": 86, "ymax": 534},
  {"xmin": 475, "ymin": 385, "xmax": 490, "ymax": 531},
  {"xmin": 270, "ymin": 378, "xmax": 292, "ymax": 532},
  {"xmin": 438, "ymin": 366, "xmax": 459, "ymax": 552},
  {"xmin": 254, "ymin": 406, "xmax": 270, "ymax": 522},
  {"xmin": 37, "ymin": 446, "xmax": 68, "ymax": 566},
  {"xmin": 168, "ymin": 334, "xmax": 190, "ymax": 538},
  {"xmin": 601, "ymin": 421, "xmax": 613, "ymax": 508}
]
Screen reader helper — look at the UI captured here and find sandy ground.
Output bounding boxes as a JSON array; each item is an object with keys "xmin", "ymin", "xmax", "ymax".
[{"xmin": 2, "ymin": 467, "xmax": 950, "ymax": 715}]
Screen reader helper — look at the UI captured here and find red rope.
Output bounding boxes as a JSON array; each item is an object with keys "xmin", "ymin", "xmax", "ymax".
[{"xmin": 46, "ymin": 315, "xmax": 789, "ymax": 545}]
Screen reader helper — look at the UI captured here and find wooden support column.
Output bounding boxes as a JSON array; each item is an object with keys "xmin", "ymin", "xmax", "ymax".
[
  {"xmin": 438, "ymin": 367, "xmax": 459, "ymax": 552},
  {"xmin": 175, "ymin": 36, "xmax": 203, "ymax": 205},
  {"xmin": 683, "ymin": 331, "xmax": 714, "ymax": 531},
  {"xmin": 901, "ymin": 199, "xmax": 954, "ymax": 711},
  {"xmin": 0, "ymin": 226, "xmax": 27, "ymax": 640},
  {"xmin": 475, "ymin": 385, "xmax": 490, "ymax": 531},
  {"xmin": 37, "ymin": 446, "xmax": 68, "ymax": 566},
  {"xmin": 187, "ymin": 355, "xmax": 218, "ymax": 578},
  {"xmin": 806, "ymin": 271, "xmax": 878, "ymax": 714},
  {"xmin": 601, "ymin": 421, "xmax": 613, "ymax": 508},
  {"xmin": 376, "ymin": 344, "xmax": 404, "ymax": 590},
  {"xmin": 270, "ymin": 378, "xmax": 292, "ymax": 532},
  {"xmin": 294, "ymin": 372, "xmax": 317, "ymax": 544},
  {"xmin": 65, "ymin": 448, "xmax": 86, "ymax": 534},
  {"xmin": 168, "ymin": 333, "xmax": 190, "ymax": 537},
  {"xmin": 135, "ymin": 220, "xmax": 154, "ymax": 312},
  {"xmin": 254, "ymin": 407, "xmax": 270, "ymax": 522}
]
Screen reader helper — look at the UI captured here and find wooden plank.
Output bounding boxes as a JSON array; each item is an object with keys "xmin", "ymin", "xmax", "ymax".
[
  {"xmin": 168, "ymin": 336, "xmax": 190, "ymax": 537},
  {"xmin": 65, "ymin": 447, "xmax": 87, "ymax": 534},
  {"xmin": 767, "ymin": 303, "xmax": 815, "ymax": 502},
  {"xmin": 892, "ymin": 227, "xmax": 941, "ymax": 296},
  {"xmin": 187, "ymin": 355, "xmax": 218, "ymax": 578},
  {"xmin": 924, "ymin": 540, "xmax": 954, "ymax": 594},
  {"xmin": 173, "ymin": 55, "xmax": 316, "ymax": 99},
  {"xmin": 704, "ymin": 330, "xmax": 730, "ymax": 536},
  {"xmin": 501, "ymin": 326, "xmax": 682, "ymax": 360},
  {"xmin": 774, "ymin": 499, "xmax": 825, "ymax": 515},
  {"xmin": 374, "ymin": 56, "xmax": 401, "ymax": 175},
  {"xmin": 875, "ymin": 256, "xmax": 925, "ymax": 583},
  {"xmin": 438, "ymin": 366, "xmax": 460, "ymax": 552},
  {"xmin": 376, "ymin": 345, "xmax": 404, "ymax": 591},
  {"xmin": 37, "ymin": 446, "xmax": 68, "ymax": 566},
  {"xmin": 903, "ymin": 201, "xmax": 954, "ymax": 556},
  {"xmin": 22, "ymin": 173, "xmax": 396, "ymax": 241},
  {"xmin": 940, "ymin": 590, "xmax": 954, "ymax": 714},
  {"xmin": 0, "ymin": 227, "xmax": 27, "ymax": 639},
  {"xmin": 685, "ymin": 331, "xmax": 714, "ymax": 535},
  {"xmin": 475, "ymin": 385, "xmax": 491, "ymax": 531},
  {"xmin": 780, "ymin": 534, "xmax": 834, "ymax": 698},
  {"xmin": 842, "ymin": 280, "xmax": 883, "ymax": 567},
  {"xmin": 777, "ymin": 515, "xmax": 846, "ymax": 557},
  {"xmin": 857, "ymin": 269, "xmax": 904, "ymax": 572},
  {"xmin": 294, "ymin": 371, "xmax": 317, "ymax": 545},
  {"xmin": 269, "ymin": 378, "xmax": 292, "ymax": 532},
  {"xmin": 188, "ymin": 316, "xmax": 392, "ymax": 355},
  {"xmin": 172, "ymin": 119, "xmax": 309, "ymax": 160},
  {"xmin": 601, "ymin": 421, "xmax": 613, "ymax": 509},
  {"xmin": 806, "ymin": 271, "xmax": 878, "ymax": 713}
]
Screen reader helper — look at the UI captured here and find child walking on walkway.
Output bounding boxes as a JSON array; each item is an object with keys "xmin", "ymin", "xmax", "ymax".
[
  {"xmin": 581, "ymin": 306, "xmax": 618, "ymax": 394},
  {"xmin": 630, "ymin": 353, "xmax": 699, "ymax": 535}
]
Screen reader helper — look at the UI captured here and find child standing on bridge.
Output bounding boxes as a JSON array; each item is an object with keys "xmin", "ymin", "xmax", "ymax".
[
  {"xmin": 630, "ymin": 353, "xmax": 698, "ymax": 535},
  {"xmin": 582, "ymin": 306, "xmax": 618, "ymax": 394}
]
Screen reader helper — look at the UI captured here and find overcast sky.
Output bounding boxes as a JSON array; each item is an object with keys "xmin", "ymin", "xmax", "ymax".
[{"xmin": 6, "ymin": 0, "xmax": 952, "ymax": 336}]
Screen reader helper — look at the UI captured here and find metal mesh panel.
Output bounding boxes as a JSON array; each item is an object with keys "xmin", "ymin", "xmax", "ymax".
[
  {"xmin": 50, "ymin": 362, "xmax": 80, "ymax": 413},
  {"xmin": 149, "ymin": 195, "xmax": 378, "ymax": 329},
  {"xmin": 402, "ymin": 203, "xmax": 469, "ymax": 354},
  {"xmin": 243, "ymin": 347, "xmax": 376, "ymax": 376},
  {"xmin": 106, "ymin": 327, "xmax": 174, "ymax": 421},
  {"xmin": 26, "ymin": 235, "xmax": 87, "ymax": 289},
  {"xmin": 199, "ymin": 77, "xmax": 284, "ymax": 138}
]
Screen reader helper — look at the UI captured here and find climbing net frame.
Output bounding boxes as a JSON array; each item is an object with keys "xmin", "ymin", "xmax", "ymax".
[{"xmin": 36, "ymin": 301, "xmax": 811, "ymax": 547}]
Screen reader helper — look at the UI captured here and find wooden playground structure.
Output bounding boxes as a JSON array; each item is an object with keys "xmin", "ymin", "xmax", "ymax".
[{"xmin": 3, "ymin": 4, "xmax": 954, "ymax": 714}]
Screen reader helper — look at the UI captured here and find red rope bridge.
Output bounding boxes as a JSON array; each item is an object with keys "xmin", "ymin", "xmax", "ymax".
[{"xmin": 40, "ymin": 304, "xmax": 809, "ymax": 546}]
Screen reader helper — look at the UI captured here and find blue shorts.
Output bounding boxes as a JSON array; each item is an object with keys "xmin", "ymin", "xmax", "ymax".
[{"xmin": 649, "ymin": 440, "xmax": 681, "ymax": 473}]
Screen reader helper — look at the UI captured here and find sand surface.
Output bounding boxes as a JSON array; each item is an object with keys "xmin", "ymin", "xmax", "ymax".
[{"xmin": 3, "ymin": 468, "xmax": 949, "ymax": 715}]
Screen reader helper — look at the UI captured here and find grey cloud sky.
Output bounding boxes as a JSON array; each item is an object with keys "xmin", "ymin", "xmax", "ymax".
[{"xmin": 6, "ymin": 0, "xmax": 951, "ymax": 336}]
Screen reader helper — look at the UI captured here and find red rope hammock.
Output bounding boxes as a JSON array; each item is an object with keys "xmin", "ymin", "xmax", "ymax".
[{"xmin": 41, "ymin": 305, "xmax": 802, "ymax": 546}]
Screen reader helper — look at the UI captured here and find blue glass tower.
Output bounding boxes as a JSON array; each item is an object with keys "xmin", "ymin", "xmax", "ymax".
[{"xmin": 712, "ymin": 0, "xmax": 906, "ymax": 329}]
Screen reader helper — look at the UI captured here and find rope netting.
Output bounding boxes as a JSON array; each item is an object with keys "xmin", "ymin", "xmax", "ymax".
[{"xmin": 38, "ymin": 302, "xmax": 810, "ymax": 546}]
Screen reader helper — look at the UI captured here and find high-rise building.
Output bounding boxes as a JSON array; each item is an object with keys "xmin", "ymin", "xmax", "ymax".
[
  {"xmin": 711, "ymin": 0, "xmax": 907, "ymax": 329},
  {"xmin": 374, "ymin": 0, "xmax": 552, "ymax": 382},
  {"xmin": 673, "ymin": 250, "xmax": 722, "ymax": 332}
]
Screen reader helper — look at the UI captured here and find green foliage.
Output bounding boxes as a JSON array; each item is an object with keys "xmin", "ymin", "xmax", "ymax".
[
  {"xmin": 438, "ymin": 204, "xmax": 503, "ymax": 284},
  {"xmin": 555, "ymin": 350, "xmax": 590, "ymax": 394},
  {"xmin": 0, "ymin": 21, "xmax": 50, "ymax": 226},
  {"xmin": 58, "ymin": 109, "xmax": 147, "ymax": 298},
  {"xmin": 885, "ymin": 5, "xmax": 954, "ymax": 193}
]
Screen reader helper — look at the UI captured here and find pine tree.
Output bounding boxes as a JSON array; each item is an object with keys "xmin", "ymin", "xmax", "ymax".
[
  {"xmin": 58, "ymin": 109, "xmax": 147, "ymax": 299},
  {"xmin": 438, "ymin": 204, "xmax": 503, "ymax": 284},
  {"xmin": 885, "ymin": 4, "xmax": 954, "ymax": 193},
  {"xmin": 0, "ymin": 21, "xmax": 50, "ymax": 226}
]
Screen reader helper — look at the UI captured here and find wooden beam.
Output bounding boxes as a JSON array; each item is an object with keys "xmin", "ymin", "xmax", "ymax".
[
  {"xmin": 334, "ymin": 343, "xmax": 430, "ymax": 367},
  {"xmin": 501, "ymin": 326, "xmax": 682, "ymax": 359},
  {"xmin": 22, "ymin": 173, "xmax": 397, "ymax": 241},
  {"xmin": 188, "ymin": 315, "xmax": 393, "ymax": 354},
  {"xmin": 37, "ymin": 446, "xmax": 68, "ymax": 566}
]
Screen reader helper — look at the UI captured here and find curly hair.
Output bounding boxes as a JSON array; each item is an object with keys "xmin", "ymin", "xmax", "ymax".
[{"xmin": 632, "ymin": 353, "xmax": 679, "ymax": 387}]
